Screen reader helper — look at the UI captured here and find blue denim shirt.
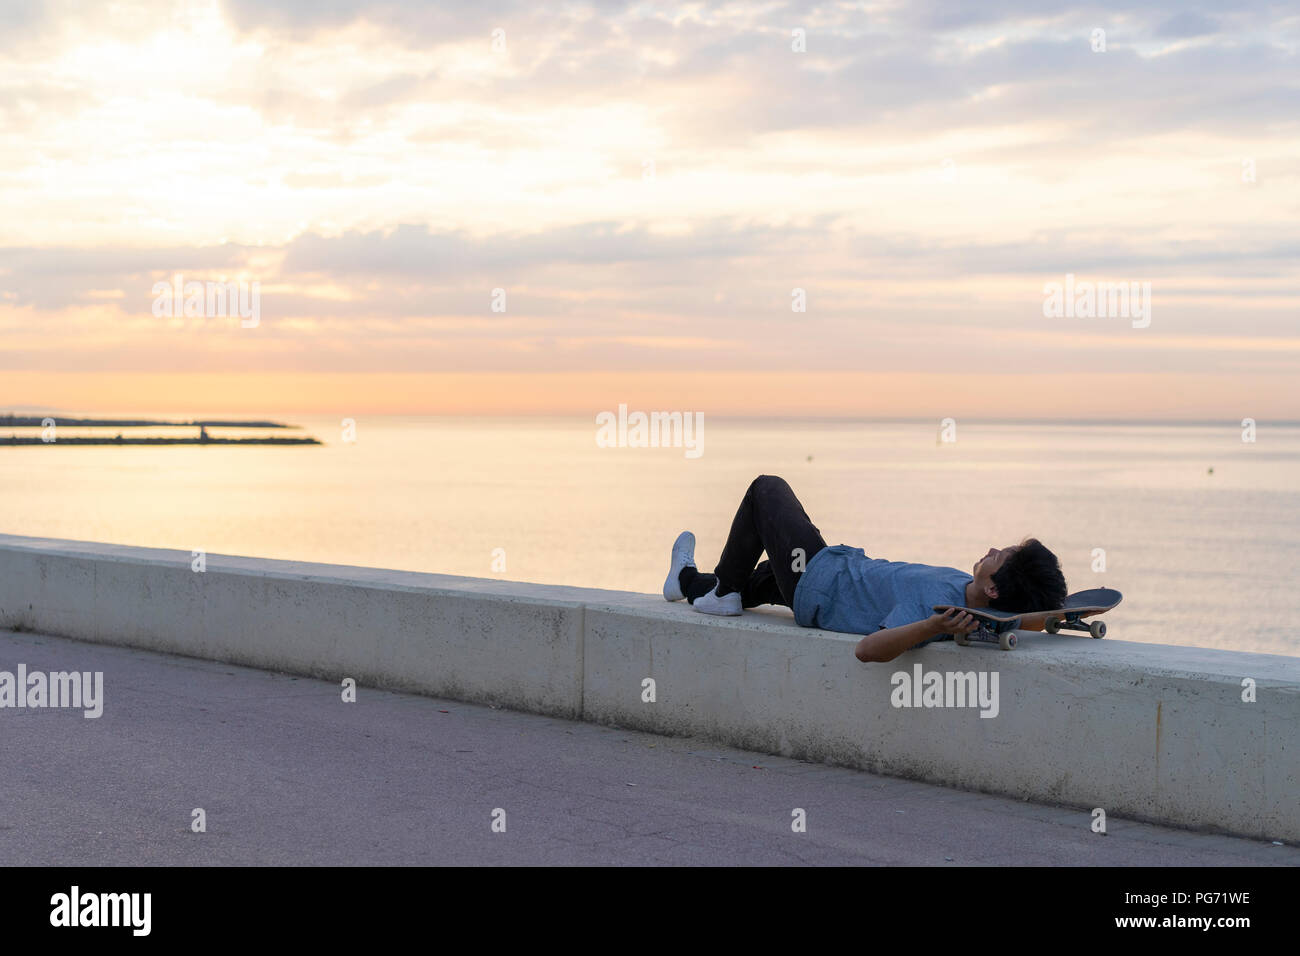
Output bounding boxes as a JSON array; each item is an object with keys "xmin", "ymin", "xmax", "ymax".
[{"xmin": 792, "ymin": 545, "xmax": 971, "ymax": 642}]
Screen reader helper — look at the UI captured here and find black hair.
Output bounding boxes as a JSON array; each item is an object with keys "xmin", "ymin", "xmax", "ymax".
[{"xmin": 989, "ymin": 538, "xmax": 1067, "ymax": 612}]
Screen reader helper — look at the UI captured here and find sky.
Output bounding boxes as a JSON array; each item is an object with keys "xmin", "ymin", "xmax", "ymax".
[{"xmin": 0, "ymin": 0, "xmax": 1297, "ymax": 418}]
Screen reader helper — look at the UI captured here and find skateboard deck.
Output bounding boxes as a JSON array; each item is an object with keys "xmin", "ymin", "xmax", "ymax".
[{"xmin": 933, "ymin": 588, "xmax": 1122, "ymax": 650}]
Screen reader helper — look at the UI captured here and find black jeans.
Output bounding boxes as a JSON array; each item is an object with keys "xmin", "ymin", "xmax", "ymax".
[{"xmin": 686, "ymin": 475, "xmax": 827, "ymax": 608}]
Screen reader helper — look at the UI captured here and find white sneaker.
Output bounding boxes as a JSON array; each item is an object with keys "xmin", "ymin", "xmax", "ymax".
[
  {"xmin": 662, "ymin": 531, "xmax": 696, "ymax": 601},
  {"xmin": 692, "ymin": 583, "xmax": 742, "ymax": 616}
]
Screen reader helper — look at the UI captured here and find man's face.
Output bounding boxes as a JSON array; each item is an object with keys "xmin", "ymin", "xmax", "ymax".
[{"xmin": 973, "ymin": 544, "xmax": 1020, "ymax": 582}]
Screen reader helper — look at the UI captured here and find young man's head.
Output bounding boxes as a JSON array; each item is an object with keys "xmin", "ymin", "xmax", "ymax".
[{"xmin": 972, "ymin": 539, "xmax": 1067, "ymax": 612}]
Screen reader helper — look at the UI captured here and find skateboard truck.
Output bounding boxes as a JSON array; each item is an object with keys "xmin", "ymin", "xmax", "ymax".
[
  {"xmin": 933, "ymin": 605, "xmax": 1024, "ymax": 651},
  {"xmin": 1044, "ymin": 613, "xmax": 1106, "ymax": 639},
  {"xmin": 953, "ymin": 616, "xmax": 1020, "ymax": 651}
]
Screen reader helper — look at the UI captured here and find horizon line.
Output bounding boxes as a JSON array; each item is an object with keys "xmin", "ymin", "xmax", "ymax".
[{"xmin": 5, "ymin": 409, "xmax": 1295, "ymax": 428}]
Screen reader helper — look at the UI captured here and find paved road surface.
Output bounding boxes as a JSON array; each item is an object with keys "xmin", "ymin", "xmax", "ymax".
[{"xmin": 1, "ymin": 629, "xmax": 1293, "ymax": 866}]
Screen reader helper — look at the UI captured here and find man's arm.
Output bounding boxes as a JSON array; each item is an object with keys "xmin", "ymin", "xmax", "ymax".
[{"xmin": 854, "ymin": 609, "xmax": 977, "ymax": 663}]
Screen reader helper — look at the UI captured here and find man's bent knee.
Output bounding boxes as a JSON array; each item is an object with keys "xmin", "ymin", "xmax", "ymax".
[{"xmin": 750, "ymin": 474, "xmax": 792, "ymax": 498}]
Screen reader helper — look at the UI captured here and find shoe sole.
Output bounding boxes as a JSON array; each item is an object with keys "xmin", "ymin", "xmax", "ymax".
[{"xmin": 663, "ymin": 531, "xmax": 696, "ymax": 601}]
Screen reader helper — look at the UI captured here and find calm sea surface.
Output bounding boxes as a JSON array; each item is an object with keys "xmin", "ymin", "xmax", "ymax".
[{"xmin": 3, "ymin": 416, "xmax": 1297, "ymax": 657}]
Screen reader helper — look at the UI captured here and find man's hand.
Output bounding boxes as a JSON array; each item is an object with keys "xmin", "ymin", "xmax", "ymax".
[{"xmin": 931, "ymin": 607, "xmax": 979, "ymax": 638}]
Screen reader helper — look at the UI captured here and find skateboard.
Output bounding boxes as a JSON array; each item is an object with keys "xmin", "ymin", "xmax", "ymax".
[{"xmin": 932, "ymin": 588, "xmax": 1122, "ymax": 651}]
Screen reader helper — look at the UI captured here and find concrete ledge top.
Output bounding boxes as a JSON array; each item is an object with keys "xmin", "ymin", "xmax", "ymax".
[{"xmin": 2, "ymin": 532, "xmax": 1297, "ymax": 684}]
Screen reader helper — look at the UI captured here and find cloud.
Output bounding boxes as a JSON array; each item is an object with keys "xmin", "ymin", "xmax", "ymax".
[
  {"xmin": 1151, "ymin": 11, "xmax": 1220, "ymax": 39},
  {"xmin": 5, "ymin": 217, "xmax": 1296, "ymax": 323},
  {"xmin": 0, "ymin": 1, "xmax": 53, "ymax": 49},
  {"xmin": 218, "ymin": 0, "xmax": 612, "ymax": 42},
  {"xmin": 279, "ymin": 220, "xmax": 799, "ymax": 276},
  {"xmin": 0, "ymin": 244, "xmax": 255, "ymax": 308}
]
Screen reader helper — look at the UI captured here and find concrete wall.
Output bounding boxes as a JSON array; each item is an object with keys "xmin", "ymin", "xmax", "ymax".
[{"xmin": 2, "ymin": 533, "xmax": 1297, "ymax": 843}]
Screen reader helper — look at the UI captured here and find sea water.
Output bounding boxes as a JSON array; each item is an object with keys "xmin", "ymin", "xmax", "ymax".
[{"xmin": 2, "ymin": 416, "xmax": 1296, "ymax": 657}]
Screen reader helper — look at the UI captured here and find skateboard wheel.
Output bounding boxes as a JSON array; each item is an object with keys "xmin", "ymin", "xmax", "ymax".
[
  {"xmin": 1090, "ymin": 620, "xmax": 1106, "ymax": 639},
  {"xmin": 1044, "ymin": 616, "xmax": 1060, "ymax": 634},
  {"xmin": 955, "ymin": 633, "xmax": 970, "ymax": 646},
  {"xmin": 999, "ymin": 632, "xmax": 1016, "ymax": 651}
]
